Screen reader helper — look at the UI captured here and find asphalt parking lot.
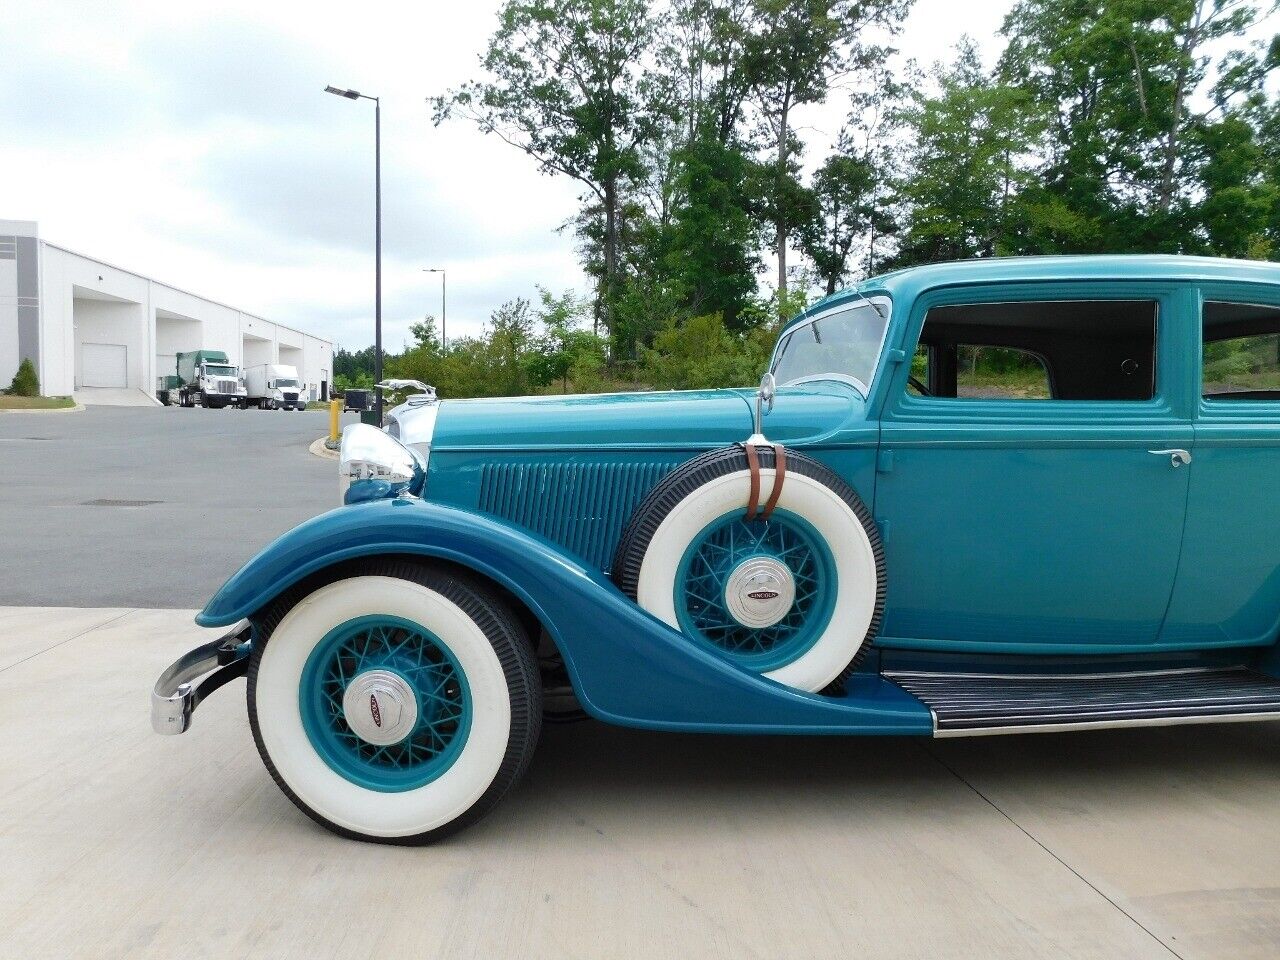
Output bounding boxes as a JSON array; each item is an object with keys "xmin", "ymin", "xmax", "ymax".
[
  {"xmin": 2, "ymin": 406, "xmax": 1280, "ymax": 959},
  {"xmin": 0, "ymin": 405, "xmax": 353, "ymax": 607}
]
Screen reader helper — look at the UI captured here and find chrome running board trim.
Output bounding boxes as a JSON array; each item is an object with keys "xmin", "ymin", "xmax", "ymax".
[{"xmin": 885, "ymin": 667, "xmax": 1280, "ymax": 736}]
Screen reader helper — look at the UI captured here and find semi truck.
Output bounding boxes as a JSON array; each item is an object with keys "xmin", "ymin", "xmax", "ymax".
[
  {"xmin": 159, "ymin": 351, "xmax": 246, "ymax": 409},
  {"xmin": 244, "ymin": 363, "xmax": 306, "ymax": 410}
]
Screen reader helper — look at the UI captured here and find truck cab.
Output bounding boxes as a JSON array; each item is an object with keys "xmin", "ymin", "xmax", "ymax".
[
  {"xmin": 165, "ymin": 350, "xmax": 246, "ymax": 409},
  {"xmin": 244, "ymin": 363, "xmax": 305, "ymax": 411}
]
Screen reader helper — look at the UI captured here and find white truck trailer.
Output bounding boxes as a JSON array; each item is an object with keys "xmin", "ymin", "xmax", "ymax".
[{"xmin": 244, "ymin": 363, "xmax": 306, "ymax": 410}]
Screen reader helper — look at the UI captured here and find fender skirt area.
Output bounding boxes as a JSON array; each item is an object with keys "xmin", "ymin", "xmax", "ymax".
[{"xmin": 198, "ymin": 499, "xmax": 930, "ymax": 735}]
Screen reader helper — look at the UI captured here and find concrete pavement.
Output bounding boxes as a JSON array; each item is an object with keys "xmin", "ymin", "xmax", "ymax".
[
  {"xmin": 3, "ymin": 606, "xmax": 1279, "ymax": 960},
  {"xmin": 0, "ymin": 405, "xmax": 354, "ymax": 607},
  {"xmin": 73, "ymin": 387, "xmax": 161, "ymax": 407}
]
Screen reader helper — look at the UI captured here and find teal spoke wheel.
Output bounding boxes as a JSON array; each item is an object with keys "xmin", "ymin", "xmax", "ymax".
[
  {"xmin": 299, "ymin": 615, "xmax": 472, "ymax": 792},
  {"xmin": 676, "ymin": 509, "xmax": 838, "ymax": 672},
  {"xmin": 248, "ymin": 562, "xmax": 541, "ymax": 844},
  {"xmin": 615, "ymin": 445, "xmax": 884, "ymax": 692}
]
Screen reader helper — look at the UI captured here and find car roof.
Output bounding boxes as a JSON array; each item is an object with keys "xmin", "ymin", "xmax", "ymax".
[{"xmin": 783, "ymin": 255, "xmax": 1280, "ymax": 334}]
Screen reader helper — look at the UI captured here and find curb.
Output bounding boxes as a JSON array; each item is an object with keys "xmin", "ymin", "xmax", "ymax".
[
  {"xmin": 0, "ymin": 401, "xmax": 85, "ymax": 414},
  {"xmin": 309, "ymin": 437, "xmax": 339, "ymax": 460}
]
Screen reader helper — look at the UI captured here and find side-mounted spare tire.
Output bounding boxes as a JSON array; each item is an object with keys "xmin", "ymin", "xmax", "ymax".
[{"xmin": 613, "ymin": 446, "xmax": 885, "ymax": 693}]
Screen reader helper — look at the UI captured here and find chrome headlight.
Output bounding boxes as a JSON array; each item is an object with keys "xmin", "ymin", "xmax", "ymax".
[{"xmin": 338, "ymin": 424, "xmax": 427, "ymax": 505}]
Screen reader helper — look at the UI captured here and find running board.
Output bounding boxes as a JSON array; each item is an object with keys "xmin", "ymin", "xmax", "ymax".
[{"xmin": 884, "ymin": 667, "xmax": 1280, "ymax": 737}]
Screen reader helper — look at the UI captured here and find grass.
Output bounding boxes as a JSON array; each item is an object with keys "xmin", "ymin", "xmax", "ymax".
[
  {"xmin": 0, "ymin": 395, "xmax": 76, "ymax": 410},
  {"xmin": 956, "ymin": 369, "xmax": 1052, "ymax": 399}
]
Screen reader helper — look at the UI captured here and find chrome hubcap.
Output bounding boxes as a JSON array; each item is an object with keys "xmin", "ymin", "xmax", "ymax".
[
  {"xmin": 341, "ymin": 670, "xmax": 419, "ymax": 746},
  {"xmin": 724, "ymin": 556, "xmax": 796, "ymax": 629}
]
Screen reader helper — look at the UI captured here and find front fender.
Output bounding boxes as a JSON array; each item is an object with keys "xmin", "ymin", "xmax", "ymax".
[{"xmin": 200, "ymin": 499, "xmax": 929, "ymax": 734}]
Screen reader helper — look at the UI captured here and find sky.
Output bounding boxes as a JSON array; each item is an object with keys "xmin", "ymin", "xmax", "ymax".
[{"xmin": 1, "ymin": 0, "xmax": 1011, "ymax": 352}]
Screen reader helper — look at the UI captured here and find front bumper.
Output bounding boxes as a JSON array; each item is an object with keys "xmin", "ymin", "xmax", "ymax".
[{"xmin": 151, "ymin": 621, "xmax": 252, "ymax": 735}]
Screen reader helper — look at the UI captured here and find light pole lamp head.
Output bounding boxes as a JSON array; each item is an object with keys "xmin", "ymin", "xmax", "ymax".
[{"xmin": 324, "ymin": 85, "xmax": 362, "ymax": 100}]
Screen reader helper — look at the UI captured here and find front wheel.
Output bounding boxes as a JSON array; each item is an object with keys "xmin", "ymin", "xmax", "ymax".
[{"xmin": 247, "ymin": 561, "xmax": 541, "ymax": 844}]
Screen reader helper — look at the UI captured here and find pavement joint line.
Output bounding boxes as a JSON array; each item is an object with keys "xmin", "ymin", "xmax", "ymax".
[
  {"xmin": 0, "ymin": 608, "xmax": 138, "ymax": 675},
  {"xmin": 918, "ymin": 741, "xmax": 1187, "ymax": 960}
]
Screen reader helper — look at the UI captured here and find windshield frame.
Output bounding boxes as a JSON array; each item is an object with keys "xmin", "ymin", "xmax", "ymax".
[
  {"xmin": 769, "ymin": 295, "xmax": 892, "ymax": 397},
  {"xmin": 204, "ymin": 365, "xmax": 237, "ymax": 376}
]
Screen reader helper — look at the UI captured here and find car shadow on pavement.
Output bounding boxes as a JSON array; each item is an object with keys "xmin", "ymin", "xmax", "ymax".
[{"xmin": 457, "ymin": 717, "xmax": 1280, "ymax": 846}]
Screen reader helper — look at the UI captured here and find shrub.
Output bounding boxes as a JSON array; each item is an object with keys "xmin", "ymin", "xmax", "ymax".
[
  {"xmin": 7, "ymin": 358, "xmax": 39, "ymax": 397},
  {"xmin": 640, "ymin": 313, "xmax": 775, "ymax": 391}
]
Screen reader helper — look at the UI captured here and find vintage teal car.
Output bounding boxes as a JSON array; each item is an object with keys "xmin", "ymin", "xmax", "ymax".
[{"xmin": 153, "ymin": 254, "xmax": 1280, "ymax": 843}]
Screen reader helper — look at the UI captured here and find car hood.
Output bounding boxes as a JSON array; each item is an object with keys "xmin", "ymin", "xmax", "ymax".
[{"xmin": 428, "ymin": 384, "xmax": 865, "ymax": 452}]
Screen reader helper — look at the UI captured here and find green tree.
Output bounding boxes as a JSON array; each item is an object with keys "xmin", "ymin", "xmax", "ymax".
[
  {"xmin": 799, "ymin": 141, "xmax": 888, "ymax": 293},
  {"xmin": 525, "ymin": 287, "xmax": 608, "ymax": 390},
  {"xmin": 890, "ymin": 42, "xmax": 1055, "ymax": 265},
  {"xmin": 741, "ymin": 0, "xmax": 911, "ymax": 315},
  {"xmin": 7, "ymin": 358, "xmax": 39, "ymax": 397},
  {"xmin": 434, "ymin": 0, "xmax": 667, "ymax": 337},
  {"xmin": 333, "ymin": 345, "xmax": 377, "ymax": 384},
  {"xmin": 663, "ymin": 132, "xmax": 760, "ymax": 326},
  {"xmin": 998, "ymin": 0, "xmax": 1276, "ymax": 253},
  {"xmin": 641, "ymin": 312, "xmax": 776, "ymax": 389}
]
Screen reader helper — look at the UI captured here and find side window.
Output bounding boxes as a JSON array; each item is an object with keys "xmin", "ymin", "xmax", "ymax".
[
  {"xmin": 912, "ymin": 299, "xmax": 1157, "ymax": 401},
  {"xmin": 1203, "ymin": 301, "xmax": 1280, "ymax": 400},
  {"xmin": 956, "ymin": 346, "xmax": 1051, "ymax": 399},
  {"xmin": 908, "ymin": 345, "xmax": 930, "ymax": 396}
]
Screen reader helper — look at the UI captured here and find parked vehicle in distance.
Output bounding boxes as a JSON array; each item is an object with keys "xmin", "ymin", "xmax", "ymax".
[
  {"xmin": 243, "ymin": 363, "xmax": 305, "ymax": 411},
  {"xmin": 160, "ymin": 350, "xmax": 246, "ymax": 409},
  {"xmin": 154, "ymin": 255, "xmax": 1280, "ymax": 844},
  {"xmin": 342, "ymin": 388, "xmax": 371, "ymax": 413}
]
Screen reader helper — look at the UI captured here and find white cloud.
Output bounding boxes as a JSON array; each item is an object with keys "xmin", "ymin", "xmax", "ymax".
[{"xmin": 1, "ymin": 0, "xmax": 1012, "ymax": 348}]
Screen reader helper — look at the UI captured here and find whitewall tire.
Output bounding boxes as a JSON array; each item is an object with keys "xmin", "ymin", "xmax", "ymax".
[
  {"xmin": 613, "ymin": 447, "xmax": 885, "ymax": 693},
  {"xmin": 247, "ymin": 561, "xmax": 541, "ymax": 844}
]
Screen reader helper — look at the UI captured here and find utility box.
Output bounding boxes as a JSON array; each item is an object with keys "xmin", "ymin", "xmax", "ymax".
[{"xmin": 343, "ymin": 389, "xmax": 371, "ymax": 413}]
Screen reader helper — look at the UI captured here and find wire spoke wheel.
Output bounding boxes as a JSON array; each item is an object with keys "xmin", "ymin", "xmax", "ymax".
[
  {"xmin": 615, "ymin": 445, "xmax": 885, "ymax": 691},
  {"xmin": 676, "ymin": 509, "xmax": 837, "ymax": 671},
  {"xmin": 299, "ymin": 614, "xmax": 472, "ymax": 792}
]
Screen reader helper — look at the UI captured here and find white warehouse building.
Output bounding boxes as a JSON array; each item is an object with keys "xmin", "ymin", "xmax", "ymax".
[{"xmin": 0, "ymin": 220, "xmax": 334, "ymax": 405}]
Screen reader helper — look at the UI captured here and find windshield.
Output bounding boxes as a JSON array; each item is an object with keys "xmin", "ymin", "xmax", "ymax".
[
  {"xmin": 276, "ymin": 379, "xmax": 300, "ymax": 388},
  {"xmin": 205, "ymin": 365, "xmax": 237, "ymax": 376},
  {"xmin": 771, "ymin": 298, "xmax": 890, "ymax": 392}
]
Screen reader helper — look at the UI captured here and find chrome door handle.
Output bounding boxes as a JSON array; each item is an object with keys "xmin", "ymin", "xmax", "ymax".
[{"xmin": 1148, "ymin": 448, "xmax": 1191, "ymax": 468}]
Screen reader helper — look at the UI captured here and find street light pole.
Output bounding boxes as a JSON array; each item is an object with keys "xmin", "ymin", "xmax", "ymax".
[
  {"xmin": 423, "ymin": 268, "xmax": 446, "ymax": 350},
  {"xmin": 325, "ymin": 84, "xmax": 384, "ymax": 421}
]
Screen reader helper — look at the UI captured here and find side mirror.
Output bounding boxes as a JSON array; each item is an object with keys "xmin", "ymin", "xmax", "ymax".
[{"xmin": 752, "ymin": 372, "xmax": 776, "ymax": 439}]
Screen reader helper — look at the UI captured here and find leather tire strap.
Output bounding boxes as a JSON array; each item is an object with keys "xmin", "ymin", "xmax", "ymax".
[
  {"xmin": 761, "ymin": 444, "xmax": 787, "ymax": 519},
  {"xmin": 743, "ymin": 442, "xmax": 761, "ymax": 519}
]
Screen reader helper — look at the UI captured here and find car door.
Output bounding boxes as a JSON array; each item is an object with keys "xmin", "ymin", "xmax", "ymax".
[
  {"xmin": 1161, "ymin": 285, "xmax": 1280, "ymax": 650},
  {"xmin": 873, "ymin": 281, "xmax": 1195, "ymax": 653}
]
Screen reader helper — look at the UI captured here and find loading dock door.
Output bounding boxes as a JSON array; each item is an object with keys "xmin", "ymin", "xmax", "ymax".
[{"xmin": 81, "ymin": 343, "xmax": 128, "ymax": 388}]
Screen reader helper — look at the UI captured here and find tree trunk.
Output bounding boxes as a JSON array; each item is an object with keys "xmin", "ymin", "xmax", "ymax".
[
  {"xmin": 1157, "ymin": 0, "xmax": 1203, "ymax": 214},
  {"xmin": 775, "ymin": 104, "xmax": 790, "ymax": 321},
  {"xmin": 603, "ymin": 176, "xmax": 618, "ymax": 346}
]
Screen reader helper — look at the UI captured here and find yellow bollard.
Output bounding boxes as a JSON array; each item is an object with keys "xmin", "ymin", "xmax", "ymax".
[{"xmin": 329, "ymin": 398, "xmax": 342, "ymax": 443}]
